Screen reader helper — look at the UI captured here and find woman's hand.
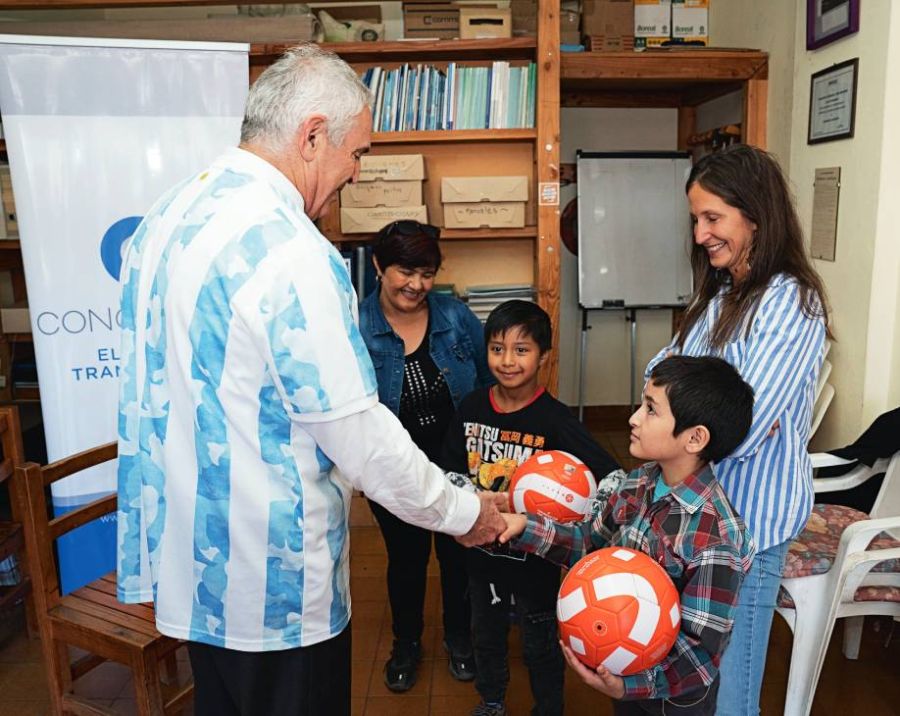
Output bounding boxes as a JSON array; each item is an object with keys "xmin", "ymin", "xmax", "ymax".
[{"xmin": 561, "ymin": 642, "xmax": 625, "ymax": 699}]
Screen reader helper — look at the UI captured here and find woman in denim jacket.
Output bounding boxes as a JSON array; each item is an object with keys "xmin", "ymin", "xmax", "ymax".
[{"xmin": 359, "ymin": 220, "xmax": 493, "ymax": 694}]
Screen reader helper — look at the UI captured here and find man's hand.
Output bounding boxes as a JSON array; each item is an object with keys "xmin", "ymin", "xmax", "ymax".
[
  {"xmin": 488, "ymin": 491, "xmax": 510, "ymax": 513},
  {"xmin": 561, "ymin": 642, "xmax": 625, "ymax": 699},
  {"xmin": 456, "ymin": 492, "xmax": 506, "ymax": 547}
]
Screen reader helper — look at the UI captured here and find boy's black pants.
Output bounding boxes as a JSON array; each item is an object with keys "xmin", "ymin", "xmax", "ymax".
[
  {"xmin": 468, "ymin": 556, "xmax": 564, "ymax": 716},
  {"xmin": 613, "ymin": 677, "xmax": 719, "ymax": 716}
]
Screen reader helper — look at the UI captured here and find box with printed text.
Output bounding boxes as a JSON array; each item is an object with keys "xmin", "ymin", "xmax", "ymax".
[
  {"xmin": 443, "ymin": 202, "xmax": 525, "ymax": 229},
  {"xmin": 358, "ymin": 154, "xmax": 426, "ymax": 183},
  {"xmin": 441, "ymin": 176, "xmax": 528, "ymax": 204},
  {"xmin": 341, "ymin": 180, "xmax": 423, "ymax": 208},
  {"xmin": 634, "ymin": 0, "xmax": 671, "ymax": 49},
  {"xmin": 340, "ymin": 205, "xmax": 428, "ymax": 234}
]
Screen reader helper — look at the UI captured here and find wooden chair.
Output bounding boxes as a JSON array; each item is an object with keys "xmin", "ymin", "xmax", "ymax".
[
  {"xmin": 13, "ymin": 441, "xmax": 193, "ymax": 715},
  {"xmin": 0, "ymin": 405, "xmax": 33, "ymax": 634}
]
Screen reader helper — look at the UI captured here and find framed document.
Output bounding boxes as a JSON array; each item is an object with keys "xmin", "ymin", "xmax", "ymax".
[
  {"xmin": 808, "ymin": 59, "xmax": 858, "ymax": 144},
  {"xmin": 807, "ymin": 0, "xmax": 859, "ymax": 50}
]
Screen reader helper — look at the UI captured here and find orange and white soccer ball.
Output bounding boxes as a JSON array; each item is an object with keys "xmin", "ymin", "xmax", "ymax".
[
  {"xmin": 507, "ymin": 450, "xmax": 597, "ymax": 523},
  {"xmin": 557, "ymin": 547, "xmax": 681, "ymax": 675}
]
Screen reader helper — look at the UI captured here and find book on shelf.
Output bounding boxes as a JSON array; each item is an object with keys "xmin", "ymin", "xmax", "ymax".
[
  {"xmin": 0, "ymin": 162, "xmax": 16, "ymax": 236},
  {"xmin": 432, "ymin": 283, "xmax": 457, "ymax": 298},
  {"xmin": 359, "ymin": 61, "xmax": 536, "ymax": 132},
  {"xmin": 463, "ymin": 283, "xmax": 535, "ymax": 322}
]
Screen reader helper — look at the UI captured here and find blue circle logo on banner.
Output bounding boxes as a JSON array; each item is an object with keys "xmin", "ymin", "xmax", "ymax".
[{"xmin": 100, "ymin": 216, "xmax": 142, "ymax": 280}]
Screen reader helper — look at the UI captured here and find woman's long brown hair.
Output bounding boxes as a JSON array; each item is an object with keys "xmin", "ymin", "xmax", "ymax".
[{"xmin": 678, "ymin": 144, "xmax": 832, "ymax": 350}]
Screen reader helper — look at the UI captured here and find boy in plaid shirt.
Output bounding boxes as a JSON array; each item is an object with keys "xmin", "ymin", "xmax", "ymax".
[{"xmin": 499, "ymin": 356, "xmax": 755, "ymax": 716}]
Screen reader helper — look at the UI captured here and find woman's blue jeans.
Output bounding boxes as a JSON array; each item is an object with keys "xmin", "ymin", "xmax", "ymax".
[{"xmin": 716, "ymin": 540, "xmax": 790, "ymax": 716}]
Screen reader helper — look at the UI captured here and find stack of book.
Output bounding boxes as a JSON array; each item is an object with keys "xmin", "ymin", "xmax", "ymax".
[
  {"xmin": 360, "ymin": 61, "xmax": 536, "ymax": 133},
  {"xmin": 432, "ymin": 284, "xmax": 457, "ymax": 299},
  {"xmin": 464, "ymin": 284, "xmax": 535, "ymax": 322},
  {"xmin": 0, "ymin": 162, "xmax": 17, "ymax": 238}
]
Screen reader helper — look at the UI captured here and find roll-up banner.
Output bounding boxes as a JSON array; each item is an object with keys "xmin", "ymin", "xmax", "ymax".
[{"xmin": 0, "ymin": 35, "xmax": 248, "ymax": 593}]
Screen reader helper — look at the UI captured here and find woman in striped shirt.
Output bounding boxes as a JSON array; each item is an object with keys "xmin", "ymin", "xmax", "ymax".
[{"xmin": 646, "ymin": 144, "xmax": 831, "ymax": 715}]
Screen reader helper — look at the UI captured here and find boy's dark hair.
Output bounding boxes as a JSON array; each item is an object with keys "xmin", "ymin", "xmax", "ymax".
[
  {"xmin": 484, "ymin": 300, "xmax": 551, "ymax": 353},
  {"xmin": 649, "ymin": 356, "xmax": 754, "ymax": 463}
]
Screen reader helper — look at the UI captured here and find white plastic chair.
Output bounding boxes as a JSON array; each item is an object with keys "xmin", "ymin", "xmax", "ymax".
[
  {"xmin": 809, "ymin": 356, "xmax": 834, "ymax": 443},
  {"xmin": 776, "ymin": 450, "xmax": 900, "ymax": 716}
]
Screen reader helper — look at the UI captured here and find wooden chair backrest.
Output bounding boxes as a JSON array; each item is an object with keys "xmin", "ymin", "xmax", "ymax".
[
  {"xmin": 0, "ymin": 406, "xmax": 25, "ymax": 486},
  {"xmin": 15, "ymin": 442, "xmax": 118, "ymax": 613}
]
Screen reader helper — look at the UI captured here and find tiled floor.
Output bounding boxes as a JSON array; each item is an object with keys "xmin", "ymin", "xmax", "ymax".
[{"xmin": 0, "ymin": 428, "xmax": 898, "ymax": 715}]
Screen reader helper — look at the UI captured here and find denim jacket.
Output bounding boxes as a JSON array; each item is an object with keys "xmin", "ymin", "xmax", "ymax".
[{"xmin": 359, "ymin": 289, "xmax": 493, "ymax": 416}]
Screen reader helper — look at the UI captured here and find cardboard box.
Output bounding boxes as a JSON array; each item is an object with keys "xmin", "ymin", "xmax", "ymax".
[
  {"xmin": 560, "ymin": 8, "xmax": 580, "ymax": 33},
  {"xmin": 672, "ymin": 0, "xmax": 708, "ymax": 45},
  {"xmin": 583, "ymin": 0, "xmax": 635, "ymax": 51},
  {"xmin": 441, "ymin": 176, "xmax": 528, "ymax": 204},
  {"xmin": 0, "ymin": 303, "xmax": 30, "ymax": 334},
  {"xmin": 459, "ymin": 6, "xmax": 512, "ymax": 40},
  {"xmin": 511, "ymin": 0, "xmax": 537, "ymax": 36},
  {"xmin": 358, "ymin": 154, "xmax": 425, "ymax": 182},
  {"xmin": 403, "ymin": 2, "xmax": 459, "ymax": 39},
  {"xmin": 340, "ymin": 180, "xmax": 423, "ymax": 208},
  {"xmin": 634, "ymin": 0, "xmax": 671, "ymax": 49},
  {"xmin": 340, "ymin": 205, "xmax": 428, "ymax": 234},
  {"xmin": 443, "ymin": 202, "xmax": 525, "ymax": 229},
  {"xmin": 0, "ymin": 14, "xmax": 319, "ymax": 42}
]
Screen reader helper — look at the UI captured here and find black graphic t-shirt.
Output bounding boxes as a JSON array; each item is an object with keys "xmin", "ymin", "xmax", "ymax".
[{"xmin": 441, "ymin": 387, "xmax": 620, "ymax": 575}]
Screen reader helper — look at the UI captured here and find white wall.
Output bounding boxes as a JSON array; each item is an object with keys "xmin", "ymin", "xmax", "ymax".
[
  {"xmin": 789, "ymin": 0, "xmax": 896, "ymax": 447},
  {"xmin": 557, "ymin": 108, "xmax": 678, "ymax": 406},
  {"xmin": 863, "ymin": 2, "xmax": 900, "ymax": 425},
  {"xmin": 709, "ymin": 0, "xmax": 798, "ymax": 165}
]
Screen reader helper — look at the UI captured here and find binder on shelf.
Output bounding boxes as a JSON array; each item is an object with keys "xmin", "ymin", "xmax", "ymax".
[
  {"xmin": 463, "ymin": 283, "xmax": 535, "ymax": 322},
  {"xmin": 359, "ymin": 61, "xmax": 536, "ymax": 132}
]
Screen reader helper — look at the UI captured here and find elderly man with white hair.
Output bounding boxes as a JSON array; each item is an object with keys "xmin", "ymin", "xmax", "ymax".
[{"xmin": 116, "ymin": 44, "xmax": 505, "ymax": 715}]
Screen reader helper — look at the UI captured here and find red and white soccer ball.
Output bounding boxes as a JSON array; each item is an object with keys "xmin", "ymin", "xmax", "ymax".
[
  {"xmin": 507, "ymin": 450, "xmax": 597, "ymax": 523},
  {"xmin": 557, "ymin": 547, "xmax": 681, "ymax": 675}
]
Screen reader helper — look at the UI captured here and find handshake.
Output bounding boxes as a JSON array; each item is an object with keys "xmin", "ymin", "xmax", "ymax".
[{"xmin": 456, "ymin": 492, "xmax": 527, "ymax": 548}]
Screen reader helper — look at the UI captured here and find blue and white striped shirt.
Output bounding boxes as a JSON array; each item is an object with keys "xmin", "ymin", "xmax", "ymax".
[
  {"xmin": 646, "ymin": 274, "xmax": 826, "ymax": 551},
  {"xmin": 116, "ymin": 148, "xmax": 379, "ymax": 651}
]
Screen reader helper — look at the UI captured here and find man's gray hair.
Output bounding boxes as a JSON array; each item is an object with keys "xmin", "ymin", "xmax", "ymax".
[{"xmin": 241, "ymin": 44, "xmax": 373, "ymax": 152}]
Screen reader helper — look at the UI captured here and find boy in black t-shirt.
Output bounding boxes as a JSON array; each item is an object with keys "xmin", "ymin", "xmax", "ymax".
[{"xmin": 441, "ymin": 300, "xmax": 623, "ymax": 716}]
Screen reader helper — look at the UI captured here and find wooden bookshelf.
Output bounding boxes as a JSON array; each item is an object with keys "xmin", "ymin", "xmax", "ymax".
[
  {"xmin": 372, "ymin": 129, "xmax": 537, "ymax": 145},
  {"xmin": 561, "ymin": 48, "xmax": 768, "ymax": 148},
  {"xmin": 256, "ymin": 14, "xmax": 562, "ymax": 388},
  {"xmin": 253, "ymin": 38, "xmax": 537, "ymax": 64}
]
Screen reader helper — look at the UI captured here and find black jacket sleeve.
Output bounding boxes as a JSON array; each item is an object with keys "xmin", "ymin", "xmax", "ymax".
[{"xmin": 550, "ymin": 403, "xmax": 620, "ymax": 480}]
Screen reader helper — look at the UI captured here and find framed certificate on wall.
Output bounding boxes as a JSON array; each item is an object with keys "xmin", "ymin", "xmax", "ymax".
[
  {"xmin": 808, "ymin": 59, "xmax": 858, "ymax": 144},
  {"xmin": 807, "ymin": 0, "xmax": 860, "ymax": 51}
]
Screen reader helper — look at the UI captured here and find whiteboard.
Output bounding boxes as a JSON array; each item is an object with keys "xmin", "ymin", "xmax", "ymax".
[{"xmin": 577, "ymin": 152, "xmax": 693, "ymax": 309}]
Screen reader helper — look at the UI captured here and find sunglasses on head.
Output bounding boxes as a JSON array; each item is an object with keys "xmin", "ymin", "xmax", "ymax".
[{"xmin": 381, "ymin": 220, "xmax": 440, "ymax": 241}]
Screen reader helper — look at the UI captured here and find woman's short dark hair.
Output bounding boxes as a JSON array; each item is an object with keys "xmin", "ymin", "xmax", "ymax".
[
  {"xmin": 484, "ymin": 300, "xmax": 551, "ymax": 353},
  {"xmin": 680, "ymin": 144, "xmax": 831, "ymax": 349},
  {"xmin": 649, "ymin": 355, "xmax": 754, "ymax": 463},
  {"xmin": 372, "ymin": 220, "xmax": 442, "ymax": 272}
]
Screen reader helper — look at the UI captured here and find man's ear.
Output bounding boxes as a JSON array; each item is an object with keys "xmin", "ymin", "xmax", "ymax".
[
  {"xmin": 684, "ymin": 425, "xmax": 710, "ymax": 456},
  {"xmin": 297, "ymin": 114, "xmax": 328, "ymax": 162}
]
